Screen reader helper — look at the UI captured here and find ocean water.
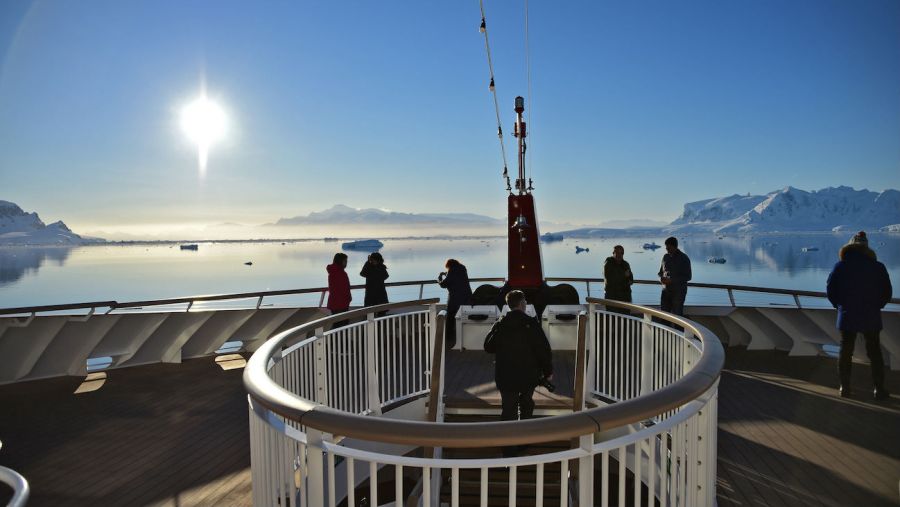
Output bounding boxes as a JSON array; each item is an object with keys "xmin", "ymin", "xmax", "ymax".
[{"xmin": 1, "ymin": 233, "xmax": 898, "ymax": 310}]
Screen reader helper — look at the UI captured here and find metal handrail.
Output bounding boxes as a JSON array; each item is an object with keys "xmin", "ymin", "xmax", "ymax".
[
  {"xmin": 4, "ymin": 275, "xmax": 894, "ymax": 316},
  {"xmin": 0, "ymin": 466, "xmax": 29, "ymax": 507},
  {"xmin": 243, "ymin": 297, "xmax": 725, "ymax": 448}
]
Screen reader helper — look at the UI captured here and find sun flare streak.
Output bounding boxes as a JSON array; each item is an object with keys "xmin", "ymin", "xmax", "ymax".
[{"xmin": 180, "ymin": 96, "xmax": 226, "ymax": 173}]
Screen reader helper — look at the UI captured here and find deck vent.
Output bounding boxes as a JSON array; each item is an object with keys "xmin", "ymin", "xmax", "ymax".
[
  {"xmin": 215, "ymin": 340, "xmax": 244, "ymax": 355},
  {"xmin": 86, "ymin": 356, "xmax": 114, "ymax": 372}
]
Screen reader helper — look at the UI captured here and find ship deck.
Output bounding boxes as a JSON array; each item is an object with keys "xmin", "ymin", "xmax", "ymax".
[{"xmin": 0, "ymin": 349, "xmax": 898, "ymax": 507}]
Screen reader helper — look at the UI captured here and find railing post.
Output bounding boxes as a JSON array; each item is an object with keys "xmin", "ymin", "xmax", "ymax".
[
  {"xmin": 586, "ymin": 302, "xmax": 597, "ymax": 400},
  {"xmin": 727, "ymin": 288, "xmax": 736, "ymax": 307},
  {"xmin": 793, "ymin": 294, "xmax": 802, "ymax": 309},
  {"xmin": 319, "ymin": 290, "xmax": 327, "ymax": 308},
  {"xmin": 306, "ymin": 428, "xmax": 327, "ymax": 506},
  {"xmin": 314, "ymin": 326, "xmax": 328, "ymax": 405},
  {"xmin": 586, "ymin": 280, "xmax": 591, "ymax": 298},
  {"xmin": 640, "ymin": 312, "xmax": 654, "ymax": 395},
  {"xmin": 578, "ymin": 433, "xmax": 594, "ymax": 506},
  {"xmin": 365, "ymin": 312, "xmax": 382, "ymax": 416},
  {"xmin": 418, "ymin": 283, "xmax": 424, "ymax": 300},
  {"xmin": 573, "ymin": 312, "xmax": 588, "ymax": 412}
]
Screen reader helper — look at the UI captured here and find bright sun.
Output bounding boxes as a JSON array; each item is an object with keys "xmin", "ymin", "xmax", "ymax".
[{"xmin": 180, "ymin": 96, "xmax": 226, "ymax": 172}]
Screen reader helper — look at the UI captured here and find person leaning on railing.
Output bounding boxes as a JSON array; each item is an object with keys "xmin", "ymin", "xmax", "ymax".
[
  {"xmin": 483, "ymin": 290, "xmax": 553, "ymax": 457},
  {"xmin": 826, "ymin": 231, "xmax": 893, "ymax": 400},
  {"xmin": 438, "ymin": 258, "xmax": 473, "ymax": 349}
]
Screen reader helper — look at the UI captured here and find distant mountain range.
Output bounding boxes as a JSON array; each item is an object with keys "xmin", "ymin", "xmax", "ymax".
[
  {"xmin": 4, "ymin": 186, "xmax": 898, "ymax": 244},
  {"xmin": 0, "ymin": 201, "xmax": 101, "ymax": 245},
  {"xmin": 273, "ymin": 204, "xmax": 504, "ymax": 227},
  {"xmin": 558, "ymin": 186, "xmax": 900, "ymax": 237}
]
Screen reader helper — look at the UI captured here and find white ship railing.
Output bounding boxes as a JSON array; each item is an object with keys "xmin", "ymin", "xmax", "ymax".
[
  {"xmin": 244, "ymin": 297, "xmax": 724, "ymax": 507},
  {"xmin": 0, "ymin": 452, "xmax": 29, "ymax": 507},
  {"xmin": 4, "ymin": 276, "xmax": 897, "ymax": 317}
]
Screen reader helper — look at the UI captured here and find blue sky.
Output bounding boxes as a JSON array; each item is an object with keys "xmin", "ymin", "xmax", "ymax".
[{"xmin": 1, "ymin": 0, "xmax": 898, "ymax": 236}]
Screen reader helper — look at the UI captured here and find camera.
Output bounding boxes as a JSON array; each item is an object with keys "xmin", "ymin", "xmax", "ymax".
[{"xmin": 536, "ymin": 375, "xmax": 556, "ymax": 393}]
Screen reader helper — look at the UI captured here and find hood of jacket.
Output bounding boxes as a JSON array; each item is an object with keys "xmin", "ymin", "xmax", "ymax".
[
  {"xmin": 839, "ymin": 244, "xmax": 877, "ymax": 262},
  {"xmin": 327, "ymin": 263, "xmax": 346, "ymax": 274}
]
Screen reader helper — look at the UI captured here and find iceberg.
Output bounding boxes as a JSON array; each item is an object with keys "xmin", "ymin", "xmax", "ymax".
[
  {"xmin": 341, "ymin": 239, "xmax": 384, "ymax": 251},
  {"xmin": 540, "ymin": 232, "xmax": 564, "ymax": 242}
]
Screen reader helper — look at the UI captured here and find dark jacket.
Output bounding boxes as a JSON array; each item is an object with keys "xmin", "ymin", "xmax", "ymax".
[
  {"xmin": 826, "ymin": 245, "xmax": 892, "ymax": 332},
  {"xmin": 326, "ymin": 263, "xmax": 351, "ymax": 311},
  {"xmin": 484, "ymin": 310, "xmax": 553, "ymax": 392},
  {"xmin": 439, "ymin": 264, "xmax": 473, "ymax": 308},
  {"xmin": 604, "ymin": 257, "xmax": 633, "ymax": 301},
  {"xmin": 360, "ymin": 262, "xmax": 389, "ymax": 306},
  {"xmin": 658, "ymin": 250, "xmax": 692, "ymax": 287}
]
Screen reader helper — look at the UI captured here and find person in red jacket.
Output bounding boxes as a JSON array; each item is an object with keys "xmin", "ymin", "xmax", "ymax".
[{"xmin": 326, "ymin": 253, "xmax": 352, "ymax": 318}]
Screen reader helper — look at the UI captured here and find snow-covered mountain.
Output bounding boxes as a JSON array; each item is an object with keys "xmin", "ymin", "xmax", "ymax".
[
  {"xmin": 274, "ymin": 204, "xmax": 503, "ymax": 227},
  {"xmin": 668, "ymin": 186, "xmax": 900, "ymax": 233},
  {"xmin": 0, "ymin": 201, "xmax": 101, "ymax": 245}
]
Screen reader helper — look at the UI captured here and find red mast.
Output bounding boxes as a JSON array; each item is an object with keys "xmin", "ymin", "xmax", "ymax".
[{"xmin": 507, "ymin": 96, "xmax": 544, "ymax": 288}]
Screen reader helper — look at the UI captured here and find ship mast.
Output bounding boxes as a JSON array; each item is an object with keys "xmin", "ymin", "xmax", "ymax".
[{"xmin": 507, "ymin": 96, "xmax": 544, "ymax": 287}]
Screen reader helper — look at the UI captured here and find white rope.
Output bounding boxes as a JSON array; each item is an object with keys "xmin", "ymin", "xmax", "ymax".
[
  {"xmin": 524, "ymin": 0, "xmax": 534, "ymax": 184},
  {"xmin": 478, "ymin": 0, "xmax": 512, "ymax": 192}
]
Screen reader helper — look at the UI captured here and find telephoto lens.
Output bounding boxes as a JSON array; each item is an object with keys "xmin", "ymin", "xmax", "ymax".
[{"xmin": 537, "ymin": 375, "xmax": 556, "ymax": 393}]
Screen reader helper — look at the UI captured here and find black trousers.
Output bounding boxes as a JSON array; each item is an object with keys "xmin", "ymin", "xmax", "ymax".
[
  {"xmin": 839, "ymin": 330, "xmax": 885, "ymax": 389},
  {"xmin": 445, "ymin": 303, "xmax": 460, "ymax": 349},
  {"xmin": 500, "ymin": 387, "xmax": 535, "ymax": 457},
  {"xmin": 660, "ymin": 285, "xmax": 687, "ymax": 316}
]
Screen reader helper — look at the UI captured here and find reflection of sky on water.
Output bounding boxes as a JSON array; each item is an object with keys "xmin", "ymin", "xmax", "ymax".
[{"xmin": 0, "ymin": 233, "xmax": 897, "ymax": 309}]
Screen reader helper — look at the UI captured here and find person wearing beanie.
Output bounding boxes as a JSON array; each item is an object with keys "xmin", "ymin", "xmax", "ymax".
[{"xmin": 826, "ymin": 231, "xmax": 893, "ymax": 400}]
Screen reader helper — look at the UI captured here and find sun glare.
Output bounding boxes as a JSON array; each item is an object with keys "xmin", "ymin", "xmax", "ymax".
[{"xmin": 180, "ymin": 96, "xmax": 227, "ymax": 172}]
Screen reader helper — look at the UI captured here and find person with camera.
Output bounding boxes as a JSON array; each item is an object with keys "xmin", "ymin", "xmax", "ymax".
[
  {"xmin": 438, "ymin": 258, "xmax": 472, "ymax": 349},
  {"xmin": 360, "ymin": 252, "xmax": 389, "ymax": 311},
  {"xmin": 484, "ymin": 290, "xmax": 553, "ymax": 457}
]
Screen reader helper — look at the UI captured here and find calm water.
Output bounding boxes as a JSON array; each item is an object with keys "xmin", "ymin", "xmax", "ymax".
[{"xmin": 1, "ymin": 233, "xmax": 898, "ymax": 310}]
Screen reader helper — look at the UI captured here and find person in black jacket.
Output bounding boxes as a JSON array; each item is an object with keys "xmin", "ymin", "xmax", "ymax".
[
  {"xmin": 826, "ymin": 231, "xmax": 893, "ymax": 400},
  {"xmin": 484, "ymin": 290, "xmax": 553, "ymax": 457},
  {"xmin": 658, "ymin": 237, "xmax": 692, "ymax": 316},
  {"xmin": 360, "ymin": 252, "xmax": 389, "ymax": 308},
  {"xmin": 604, "ymin": 245, "xmax": 633, "ymax": 314},
  {"xmin": 438, "ymin": 259, "xmax": 472, "ymax": 349}
]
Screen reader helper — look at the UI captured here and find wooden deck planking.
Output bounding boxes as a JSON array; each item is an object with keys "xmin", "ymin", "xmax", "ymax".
[
  {"xmin": 0, "ymin": 347, "xmax": 897, "ymax": 506},
  {"xmin": 0, "ymin": 358, "xmax": 251, "ymax": 507}
]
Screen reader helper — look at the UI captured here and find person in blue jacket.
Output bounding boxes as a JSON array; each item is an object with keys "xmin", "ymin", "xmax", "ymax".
[{"xmin": 826, "ymin": 231, "xmax": 893, "ymax": 400}]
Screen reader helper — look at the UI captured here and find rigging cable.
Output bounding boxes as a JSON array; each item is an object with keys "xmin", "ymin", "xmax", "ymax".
[
  {"xmin": 524, "ymin": 0, "xmax": 534, "ymax": 188},
  {"xmin": 478, "ymin": 0, "xmax": 512, "ymax": 192}
]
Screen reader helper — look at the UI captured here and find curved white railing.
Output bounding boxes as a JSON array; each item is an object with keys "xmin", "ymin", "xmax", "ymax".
[
  {"xmin": 245, "ymin": 296, "xmax": 724, "ymax": 507},
  {"xmin": 0, "ymin": 466, "xmax": 29, "ymax": 507}
]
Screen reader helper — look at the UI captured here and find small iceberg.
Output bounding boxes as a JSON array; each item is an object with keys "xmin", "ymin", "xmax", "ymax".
[
  {"xmin": 708, "ymin": 257, "xmax": 726, "ymax": 264},
  {"xmin": 642, "ymin": 242, "xmax": 661, "ymax": 250},
  {"xmin": 342, "ymin": 239, "xmax": 384, "ymax": 251},
  {"xmin": 323, "ymin": 237, "xmax": 338, "ymax": 242},
  {"xmin": 180, "ymin": 244, "xmax": 198, "ymax": 251},
  {"xmin": 575, "ymin": 246, "xmax": 590, "ymax": 254},
  {"xmin": 540, "ymin": 232, "xmax": 564, "ymax": 242},
  {"xmin": 801, "ymin": 247, "xmax": 819, "ymax": 252}
]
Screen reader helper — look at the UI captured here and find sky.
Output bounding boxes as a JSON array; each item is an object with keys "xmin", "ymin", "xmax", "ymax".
[{"xmin": 0, "ymin": 0, "xmax": 898, "ymax": 238}]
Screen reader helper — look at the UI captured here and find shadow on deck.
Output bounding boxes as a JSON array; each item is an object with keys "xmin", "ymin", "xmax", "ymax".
[{"xmin": 0, "ymin": 349, "xmax": 897, "ymax": 506}]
